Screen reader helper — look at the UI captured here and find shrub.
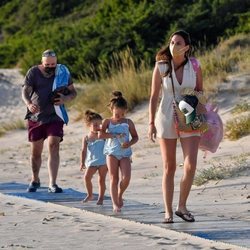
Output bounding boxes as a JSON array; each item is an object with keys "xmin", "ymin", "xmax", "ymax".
[{"xmin": 225, "ymin": 115, "xmax": 250, "ymax": 140}]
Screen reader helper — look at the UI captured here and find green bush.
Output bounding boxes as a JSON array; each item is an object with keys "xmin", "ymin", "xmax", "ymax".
[{"xmin": 0, "ymin": 0, "xmax": 249, "ymax": 79}]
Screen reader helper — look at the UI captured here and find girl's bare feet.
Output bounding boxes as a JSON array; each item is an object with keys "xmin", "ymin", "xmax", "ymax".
[
  {"xmin": 113, "ymin": 205, "xmax": 121, "ymax": 213},
  {"xmin": 82, "ymin": 195, "xmax": 94, "ymax": 203},
  {"xmin": 118, "ymin": 196, "xmax": 124, "ymax": 208}
]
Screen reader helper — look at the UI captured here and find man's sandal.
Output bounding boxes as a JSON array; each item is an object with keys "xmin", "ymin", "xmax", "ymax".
[{"xmin": 27, "ymin": 181, "xmax": 40, "ymax": 192}]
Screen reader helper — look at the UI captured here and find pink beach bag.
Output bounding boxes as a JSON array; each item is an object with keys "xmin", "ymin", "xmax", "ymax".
[{"xmin": 199, "ymin": 104, "xmax": 223, "ymax": 153}]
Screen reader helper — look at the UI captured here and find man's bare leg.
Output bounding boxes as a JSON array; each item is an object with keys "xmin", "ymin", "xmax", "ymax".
[
  {"xmin": 30, "ymin": 139, "xmax": 44, "ymax": 183},
  {"xmin": 47, "ymin": 136, "xmax": 61, "ymax": 186}
]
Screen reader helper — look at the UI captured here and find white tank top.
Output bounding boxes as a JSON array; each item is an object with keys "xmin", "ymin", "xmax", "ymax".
[{"xmin": 155, "ymin": 59, "xmax": 197, "ymax": 139}]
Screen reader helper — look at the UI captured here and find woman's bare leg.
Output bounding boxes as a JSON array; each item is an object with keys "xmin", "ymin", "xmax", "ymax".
[
  {"xmin": 159, "ymin": 138, "xmax": 177, "ymax": 220},
  {"xmin": 178, "ymin": 136, "xmax": 200, "ymax": 214}
]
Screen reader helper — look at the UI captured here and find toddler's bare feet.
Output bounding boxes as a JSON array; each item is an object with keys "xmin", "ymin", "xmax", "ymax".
[
  {"xmin": 96, "ymin": 198, "xmax": 103, "ymax": 205},
  {"xmin": 82, "ymin": 195, "xmax": 94, "ymax": 203}
]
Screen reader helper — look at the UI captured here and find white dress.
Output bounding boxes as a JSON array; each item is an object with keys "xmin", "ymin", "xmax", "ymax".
[{"xmin": 155, "ymin": 59, "xmax": 198, "ymax": 139}]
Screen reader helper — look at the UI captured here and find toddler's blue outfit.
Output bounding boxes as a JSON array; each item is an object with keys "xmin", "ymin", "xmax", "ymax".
[
  {"xmin": 104, "ymin": 121, "xmax": 132, "ymax": 160},
  {"xmin": 85, "ymin": 137, "xmax": 106, "ymax": 168}
]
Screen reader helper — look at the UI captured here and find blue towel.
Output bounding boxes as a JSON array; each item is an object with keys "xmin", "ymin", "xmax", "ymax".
[{"xmin": 52, "ymin": 64, "xmax": 70, "ymax": 124}]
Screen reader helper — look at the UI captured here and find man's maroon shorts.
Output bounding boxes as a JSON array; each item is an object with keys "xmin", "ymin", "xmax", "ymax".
[{"xmin": 28, "ymin": 120, "xmax": 64, "ymax": 142}]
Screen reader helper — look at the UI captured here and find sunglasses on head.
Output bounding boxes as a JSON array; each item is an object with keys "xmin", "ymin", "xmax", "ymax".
[{"xmin": 42, "ymin": 51, "xmax": 56, "ymax": 57}]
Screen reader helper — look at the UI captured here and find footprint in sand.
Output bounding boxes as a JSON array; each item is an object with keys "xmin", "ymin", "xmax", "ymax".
[
  {"xmin": 42, "ymin": 216, "xmax": 58, "ymax": 222},
  {"xmin": 5, "ymin": 202, "xmax": 15, "ymax": 205}
]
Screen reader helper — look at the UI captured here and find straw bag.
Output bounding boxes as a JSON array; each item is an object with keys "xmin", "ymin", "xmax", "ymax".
[{"xmin": 170, "ymin": 73, "xmax": 207, "ymax": 133}]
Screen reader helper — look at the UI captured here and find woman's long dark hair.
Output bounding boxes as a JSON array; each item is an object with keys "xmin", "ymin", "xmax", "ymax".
[{"xmin": 156, "ymin": 30, "xmax": 192, "ymax": 75}]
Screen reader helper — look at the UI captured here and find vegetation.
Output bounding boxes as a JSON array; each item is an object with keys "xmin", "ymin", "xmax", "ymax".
[
  {"xmin": 0, "ymin": 120, "xmax": 26, "ymax": 137},
  {"xmin": 194, "ymin": 153, "xmax": 249, "ymax": 186},
  {"xmin": 232, "ymin": 103, "xmax": 250, "ymax": 114},
  {"xmin": 194, "ymin": 165, "xmax": 225, "ymax": 186},
  {"xmin": 224, "ymin": 100, "xmax": 250, "ymax": 141},
  {"xmin": 197, "ymin": 33, "xmax": 250, "ymax": 90},
  {"xmin": 73, "ymin": 49, "xmax": 152, "ymax": 119},
  {"xmin": 0, "ymin": 0, "xmax": 249, "ymax": 79},
  {"xmin": 225, "ymin": 115, "xmax": 250, "ymax": 140}
]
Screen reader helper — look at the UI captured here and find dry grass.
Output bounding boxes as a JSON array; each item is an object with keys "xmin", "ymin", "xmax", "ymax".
[
  {"xmin": 225, "ymin": 100, "xmax": 250, "ymax": 140},
  {"xmin": 194, "ymin": 153, "xmax": 249, "ymax": 186},
  {"xmin": 231, "ymin": 102, "xmax": 250, "ymax": 114},
  {"xmin": 197, "ymin": 33, "xmax": 250, "ymax": 92},
  {"xmin": 73, "ymin": 49, "xmax": 151, "ymax": 120},
  {"xmin": 0, "ymin": 119, "xmax": 26, "ymax": 137},
  {"xmin": 225, "ymin": 115, "xmax": 250, "ymax": 140}
]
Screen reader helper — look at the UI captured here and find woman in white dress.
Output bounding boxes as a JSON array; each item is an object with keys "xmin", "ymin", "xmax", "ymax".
[{"xmin": 148, "ymin": 30, "xmax": 203, "ymax": 223}]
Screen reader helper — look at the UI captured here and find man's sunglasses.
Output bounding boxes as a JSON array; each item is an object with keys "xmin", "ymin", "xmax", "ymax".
[{"xmin": 42, "ymin": 51, "xmax": 56, "ymax": 57}]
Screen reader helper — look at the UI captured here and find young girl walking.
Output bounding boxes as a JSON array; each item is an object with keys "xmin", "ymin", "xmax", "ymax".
[
  {"xmin": 100, "ymin": 91, "xmax": 139, "ymax": 212},
  {"xmin": 80, "ymin": 110, "xmax": 108, "ymax": 205}
]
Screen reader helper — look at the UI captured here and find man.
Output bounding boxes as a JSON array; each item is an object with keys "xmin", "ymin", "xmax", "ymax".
[{"xmin": 22, "ymin": 49, "xmax": 77, "ymax": 193}]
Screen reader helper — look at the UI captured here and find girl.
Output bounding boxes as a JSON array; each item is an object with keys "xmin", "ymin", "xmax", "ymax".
[
  {"xmin": 100, "ymin": 91, "xmax": 139, "ymax": 212},
  {"xmin": 80, "ymin": 110, "xmax": 108, "ymax": 205}
]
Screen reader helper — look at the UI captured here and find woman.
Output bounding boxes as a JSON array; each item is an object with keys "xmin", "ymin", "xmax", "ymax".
[{"xmin": 148, "ymin": 30, "xmax": 203, "ymax": 223}]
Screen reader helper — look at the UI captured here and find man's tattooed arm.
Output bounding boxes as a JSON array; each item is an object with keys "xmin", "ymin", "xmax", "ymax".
[
  {"xmin": 21, "ymin": 85, "xmax": 39, "ymax": 113},
  {"xmin": 21, "ymin": 84, "xmax": 33, "ymax": 106}
]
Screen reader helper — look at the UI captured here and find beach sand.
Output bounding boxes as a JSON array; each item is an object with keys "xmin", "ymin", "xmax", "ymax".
[{"xmin": 0, "ymin": 69, "xmax": 249, "ymax": 249}]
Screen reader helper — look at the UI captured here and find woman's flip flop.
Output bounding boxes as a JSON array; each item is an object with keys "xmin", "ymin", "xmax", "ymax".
[{"xmin": 175, "ymin": 211, "xmax": 195, "ymax": 222}]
